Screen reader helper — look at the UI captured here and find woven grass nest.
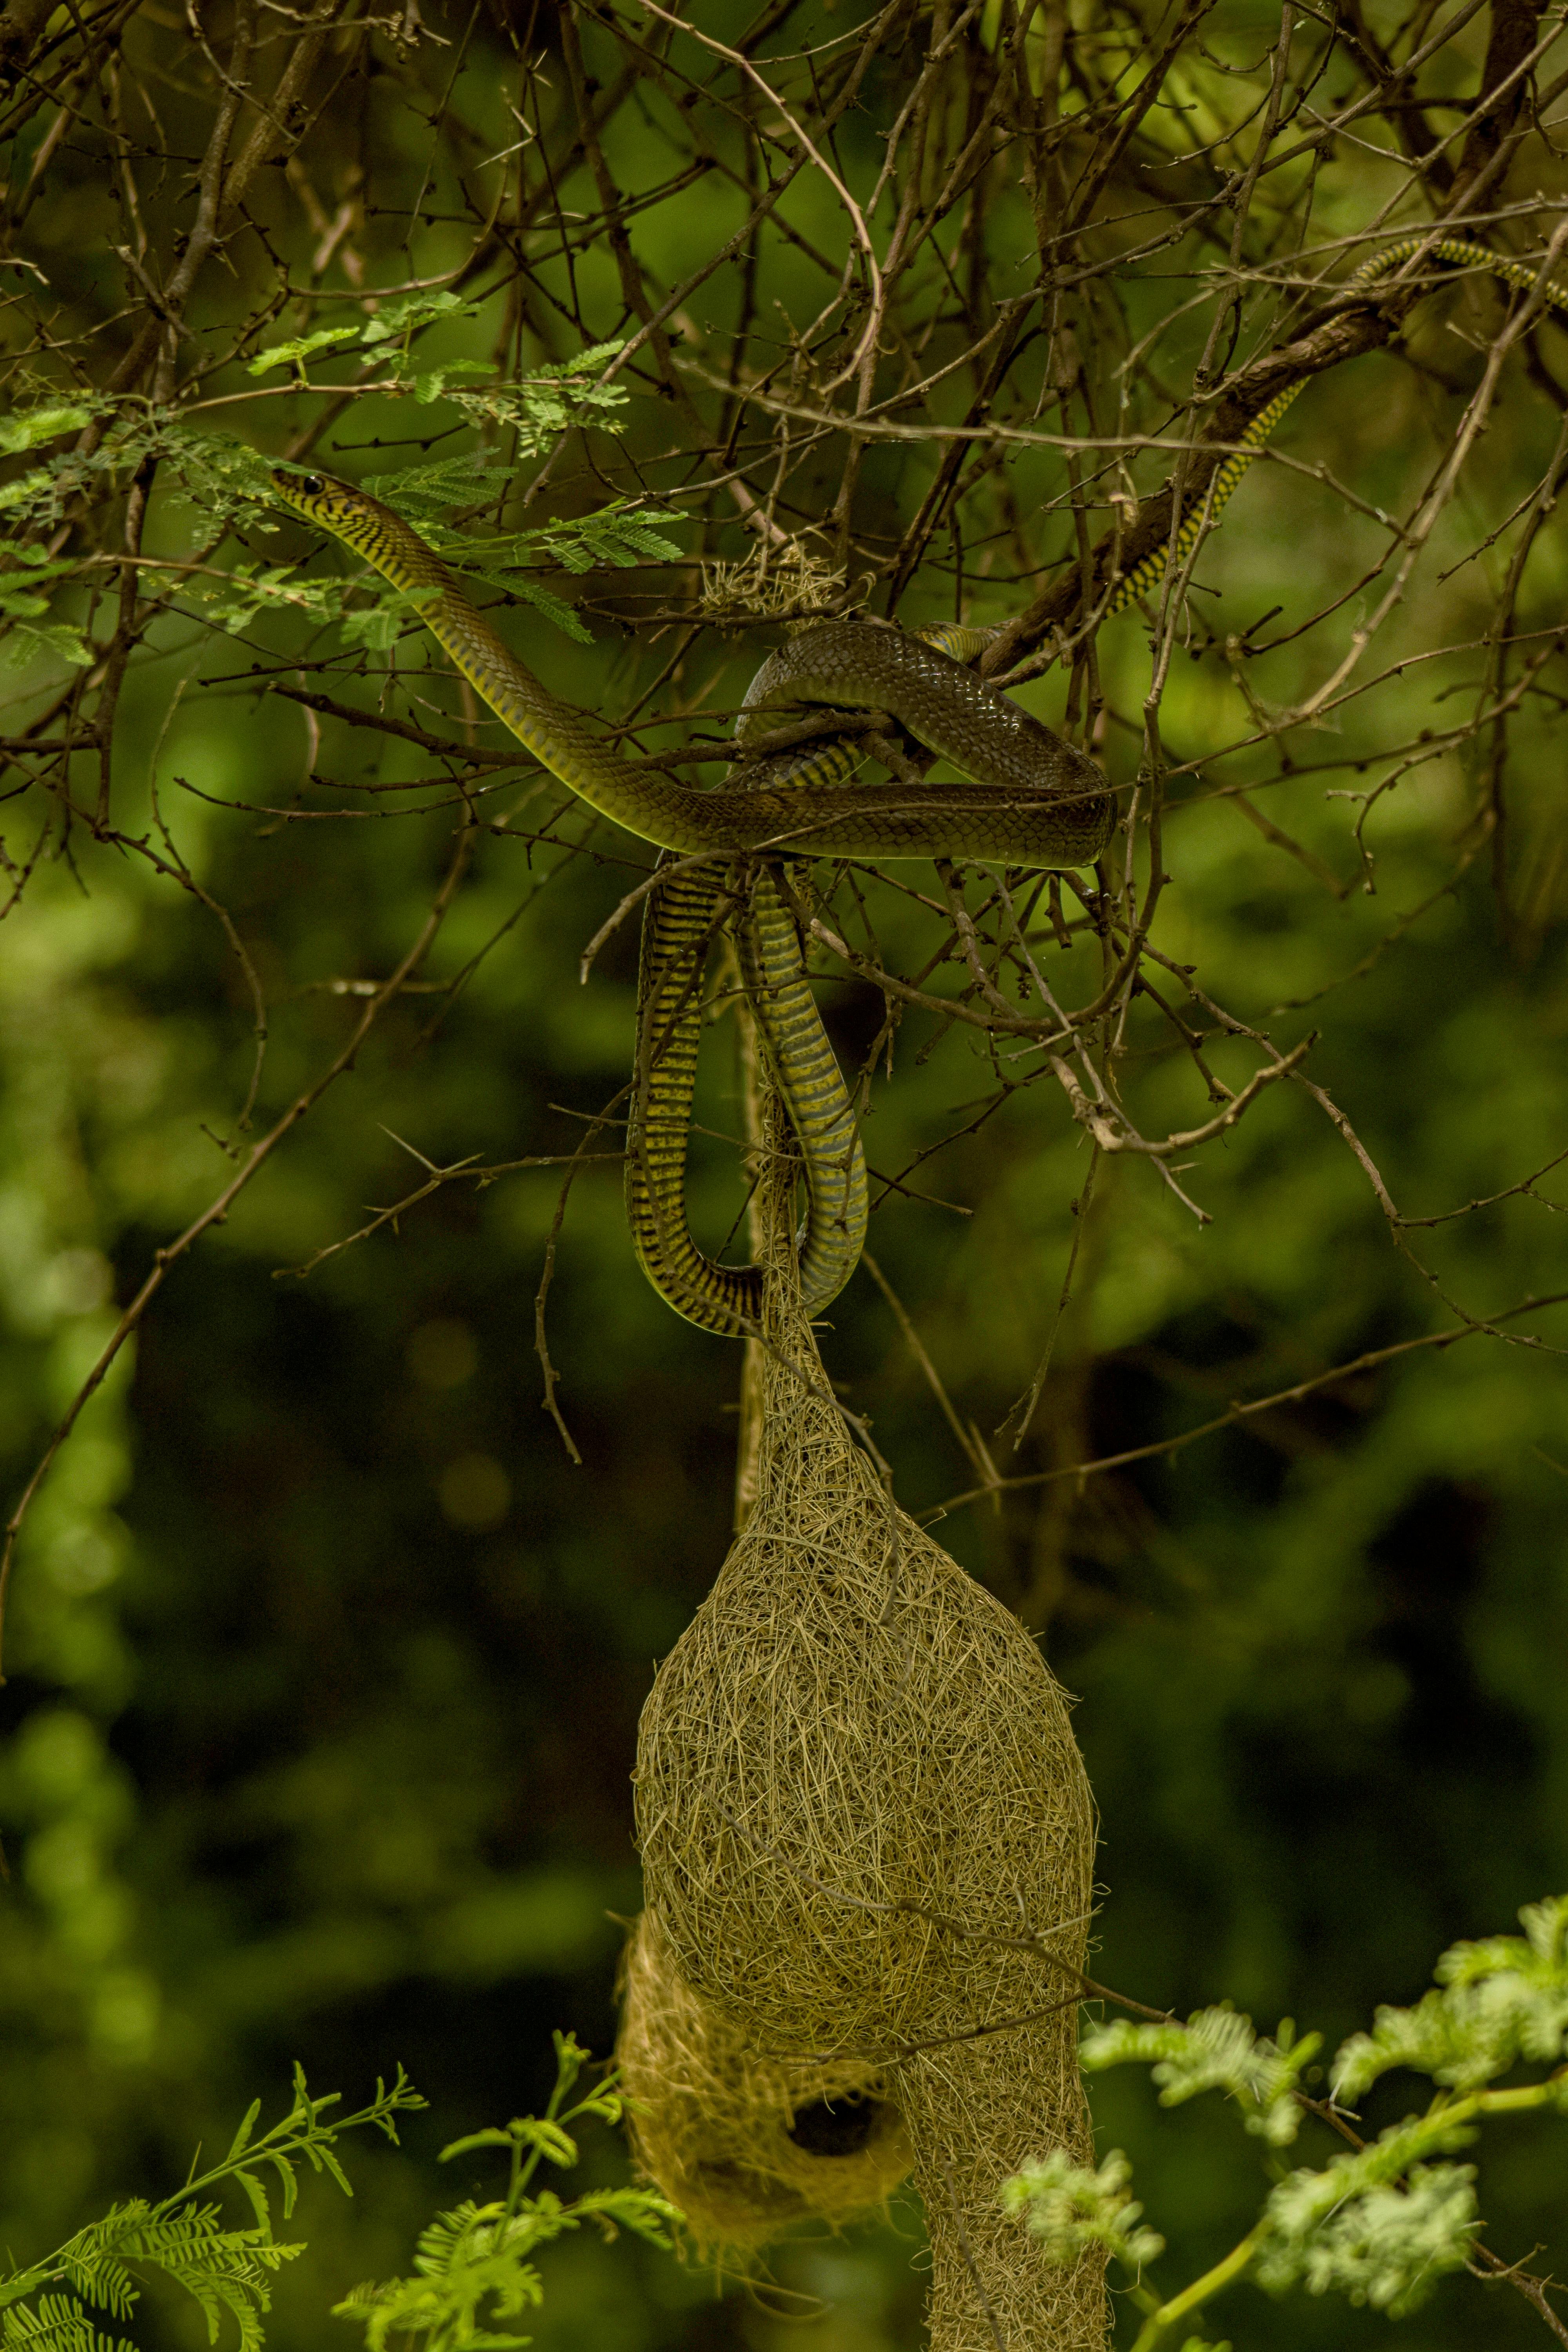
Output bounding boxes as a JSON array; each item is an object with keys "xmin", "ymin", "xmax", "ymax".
[
  {"xmin": 616, "ymin": 1906, "xmax": 912, "ymax": 2255},
  {"xmin": 632, "ymin": 1121, "xmax": 1106, "ymax": 2347}
]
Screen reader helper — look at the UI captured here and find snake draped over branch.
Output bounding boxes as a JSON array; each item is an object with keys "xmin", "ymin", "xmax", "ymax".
[
  {"xmin": 269, "ymin": 233, "xmax": 1568, "ymax": 1334},
  {"xmin": 267, "ymin": 473, "xmax": 1115, "ymax": 1331}
]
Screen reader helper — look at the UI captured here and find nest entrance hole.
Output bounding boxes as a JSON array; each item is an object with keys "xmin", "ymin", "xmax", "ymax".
[{"xmin": 785, "ymin": 2091, "xmax": 883, "ymax": 2157}]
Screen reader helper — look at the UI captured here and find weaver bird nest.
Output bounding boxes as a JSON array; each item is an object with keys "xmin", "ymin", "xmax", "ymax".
[{"xmin": 632, "ymin": 1111, "xmax": 1107, "ymax": 2347}]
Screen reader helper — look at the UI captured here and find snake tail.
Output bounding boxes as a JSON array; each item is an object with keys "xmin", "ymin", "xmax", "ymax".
[{"xmin": 1106, "ymin": 237, "xmax": 1568, "ymax": 621}]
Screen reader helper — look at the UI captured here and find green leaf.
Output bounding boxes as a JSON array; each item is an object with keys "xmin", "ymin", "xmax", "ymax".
[
  {"xmin": 1259, "ymin": 2162, "xmax": 1478, "ymax": 2316},
  {"xmin": 522, "ymin": 505, "xmax": 683, "ymax": 575},
  {"xmin": 568, "ymin": 2087, "xmax": 624, "ymax": 2126},
  {"xmin": 438, "ymin": 2131, "xmax": 518, "ymax": 2163},
  {"xmin": 1332, "ymin": 1893, "xmax": 1568, "ymax": 2100},
  {"xmin": 1262, "ymin": 2110, "xmax": 1478, "ymax": 2259},
  {"xmin": 514, "ymin": 2120, "xmax": 576, "ymax": 2170},
  {"xmin": 502, "ymin": 577, "xmax": 592, "ymax": 645},
  {"xmin": 360, "ymin": 292, "xmax": 481, "ymax": 344},
  {"xmin": 0, "ymin": 551, "xmax": 85, "ymax": 617},
  {"xmin": 1002, "ymin": 2148, "xmax": 1165, "ymax": 2270},
  {"xmin": 408, "ymin": 361, "xmax": 495, "ymax": 406},
  {"xmin": 161, "ymin": 432, "xmax": 278, "ymax": 512},
  {"xmin": 0, "ymin": 2074, "xmax": 426, "ymax": 2352},
  {"xmin": 0, "ymin": 406, "xmax": 91, "ymax": 454},
  {"xmin": 562, "ymin": 2188, "xmax": 677, "ymax": 2249},
  {"xmin": 0, "ymin": 466, "xmax": 54, "ymax": 514},
  {"xmin": 332, "ymin": 2047, "xmax": 676, "ymax": 2352},
  {"xmin": 0, "ymin": 2276, "xmax": 54, "ymax": 2317},
  {"xmin": 550, "ymin": 2035, "xmax": 586, "ymax": 2102},
  {"xmin": 2, "ymin": 2289, "xmax": 138, "ymax": 2352},
  {"xmin": 6, "ymin": 619, "xmax": 92, "ymax": 667},
  {"xmin": 229, "ymin": 2171, "xmax": 271, "ymax": 2234},
  {"xmin": 246, "ymin": 327, "xmax": 361, "ymax": 375},
  {"xmin": 361, "ymin": 453, "xmax": 511, "ymax": 511},
  {"xmin": 339, "ymin": 606, "xmax": 407, "ymax": 652},
  {"xmin": 558, "ymin": 340, "xmax": 624, "ymax": 374},
  {"xmin": 1080, "ymin": 2006, "xmax": 1319, "ymax": 2145}
]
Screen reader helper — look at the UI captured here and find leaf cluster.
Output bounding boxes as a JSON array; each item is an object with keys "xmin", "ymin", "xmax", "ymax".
[
  {"xmin": 0, "ymin": 325, "xmax": 678, "ymax": 663},
  {"xmin": 0, "ymin": 404, "xmax": 271, "ymax": 536},
  {"xmin": 1080, "ymin": 2004, "xmax": 1322, "ymax": 2148},
  {"xmin": 331, "ymin": 2033, "xmax": 676, "ymax": 2352},
  {"xmin": 0, "ymin": 2039, "xmax": 677, "ymax": 2352},
  {"xmin": 1333, "ymin": 1893, "xmax": 1568, "ymax": 2100},
  {"xmin": 1010, "ymin": 1897, "xmax": 1568, "ymax": 2339},
  {"xmin": 245, "ymin": 296, "xmax": 628, "ymax": 445},
  {"xmin": 0, "ymin": 2070, "xmax": 424, "ymax": 2352},
  {"xmin": 1258, "ymin": 2124, "xmax": 1480, "ymax": 2316},
  {"xmin": 345, "ymin": 456, "xmax": 684, "ymax": 646},
  {"xmin": 0, "ymin": 544, "xmax": 95, "ymax": 668},
  {"xmin": 999, "ymin": 2148, "xmax": 1165, "ymax": 2272}
]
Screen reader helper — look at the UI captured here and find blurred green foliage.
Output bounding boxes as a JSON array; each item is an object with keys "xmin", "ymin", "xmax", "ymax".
[{"xmin": 0, "ymin": 2, "xmax": 1567, "ymax": 2348}]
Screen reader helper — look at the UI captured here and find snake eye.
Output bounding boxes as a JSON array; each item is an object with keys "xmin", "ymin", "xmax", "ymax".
[{"xmin": 297, "ymin": 474, "xmax": 324, "ymax": 496}]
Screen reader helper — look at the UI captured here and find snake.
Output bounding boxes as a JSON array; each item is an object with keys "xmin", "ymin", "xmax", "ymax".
[
  {"xmin": 269, "ymin": 236, "xmax": 1567, "ymax": 1331},
  {"xmin": 268, "ymin": 471, "xmax": 1112, "ymax": 1332},
  {"xmin": 1104, "ymin": 236, "xmax": 1568, "ymax": 614}
]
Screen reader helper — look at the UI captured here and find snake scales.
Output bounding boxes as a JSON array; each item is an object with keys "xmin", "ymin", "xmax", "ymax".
[{"xmin": 270, "ymin": 235, "xmax": 1568, "ymax": 1333}]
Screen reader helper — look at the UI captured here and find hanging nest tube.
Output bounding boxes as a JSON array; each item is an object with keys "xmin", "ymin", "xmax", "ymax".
[
  {"xmin": 633, "ymin": 1117, "xmax": 1106, "ymax": 2348},
  {"xmin": 616, "ymin": 1906, "xmax": 913, "ymax": 2256}
]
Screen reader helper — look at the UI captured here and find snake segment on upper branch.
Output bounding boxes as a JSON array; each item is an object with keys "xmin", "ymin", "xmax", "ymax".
[{"xmin": 268, "ymin": 236, "xmax": 1568, "ymax": 1332}]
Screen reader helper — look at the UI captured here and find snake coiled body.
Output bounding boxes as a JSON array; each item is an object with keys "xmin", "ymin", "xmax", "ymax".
[
  {"xmin": 629, "ymin": 613, "xmax": 1110, "ymax": 1330},
  {"xmin": 269, "ymin": 472, "xmax": 1111, "ymax": 1332},
  {"xmin": 265, "ymin": 476, "xmax": 1111, "ymax": 862},
  {"xmin": 270, "ymin": 236, "xmax": 1568, "ymax": 1332}
]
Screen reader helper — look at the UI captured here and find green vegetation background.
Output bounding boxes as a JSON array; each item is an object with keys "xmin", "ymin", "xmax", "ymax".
[{"xmin": 1, "ymin": 4, "xmax": 1566, "ymax": 2347}]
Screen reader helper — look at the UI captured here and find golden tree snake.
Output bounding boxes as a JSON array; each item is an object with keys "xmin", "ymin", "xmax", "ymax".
[{"xmin": 270, "ymin": 237, "xmax": 1566, "ymax": 1334}]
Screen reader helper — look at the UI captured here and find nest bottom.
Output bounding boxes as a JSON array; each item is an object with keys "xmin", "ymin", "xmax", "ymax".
[
  {"xmin": 898, "ymin": 2035, "xmax": 1107, "ymax": 2352},
  {"xmin": 616, "ymin": 1909, "xmax": 913, "ymax": 2256}
]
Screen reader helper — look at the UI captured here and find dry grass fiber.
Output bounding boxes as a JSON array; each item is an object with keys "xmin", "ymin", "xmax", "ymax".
[{"xmin": 633, "ymin": 1100, "xmax": 1106, "ymax": 2347}]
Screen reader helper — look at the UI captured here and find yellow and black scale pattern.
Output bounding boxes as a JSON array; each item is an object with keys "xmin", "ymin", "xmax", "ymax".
[{"xmin": 626, "ymin": 857, "xmax": 868, "ymax": 1333}]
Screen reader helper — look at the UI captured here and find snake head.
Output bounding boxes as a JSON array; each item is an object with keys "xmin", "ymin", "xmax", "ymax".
[
  {"xmin": 267, "ymin": 466, "xmax": 464, "ymax": 604},
  {"xmin": 268, "ymin": 466, "xmax": 415, "ymax": 568},
  {"xmin": 270, "ymin": 464, "xmax": 356, "ymax": 518}
]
